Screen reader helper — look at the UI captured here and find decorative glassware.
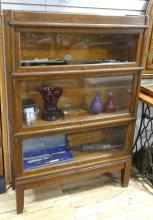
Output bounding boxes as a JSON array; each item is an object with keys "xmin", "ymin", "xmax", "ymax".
[
  {"xmin": 64, "ymin": 54, "xmax": 72, "ymax": 64},
  {"xmin": 23, "ymin": 106, "xmax": 39, "ymax": 126},
  {"xmin": 90, "ymin": 91, "xmax": 103, "ymax": 114},
  {"xmin": 22, "ymin": 99, "xmax": 39, "ymax": 126},
  {"xmin": 105, "ymin": 92, "xmax": 116, "ymax": 113},
  {"xmin": 40, "ymin": 86, "xmax": 63, "ymax": 121}
]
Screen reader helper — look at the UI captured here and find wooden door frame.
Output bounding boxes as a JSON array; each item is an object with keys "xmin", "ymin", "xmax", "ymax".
[{"xmin": 141, "ymin": 0, "xmax": 153, "ymax": 78}]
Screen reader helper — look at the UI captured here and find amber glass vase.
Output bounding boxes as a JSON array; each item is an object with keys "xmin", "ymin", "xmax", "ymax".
[{"xmin": 40, "ymin": 86, "xmax": 63, "ymax": 121}]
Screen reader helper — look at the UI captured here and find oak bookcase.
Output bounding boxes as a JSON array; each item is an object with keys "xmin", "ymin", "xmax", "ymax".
[{"xmin": 3, "ymin": 10, "xmax": 147, "ymax": 213}]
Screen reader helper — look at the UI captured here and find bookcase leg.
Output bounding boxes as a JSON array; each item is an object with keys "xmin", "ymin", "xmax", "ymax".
[
  {"xmin": 11, "ymin": 174, "xmax": 15, "ymax": 190},
  {"xmin": 121, "ymin": 159, "xmax": 132, "ymax": 187},
  {"xmin": 16, "ymin": 185, "xmax": 24, "ymax": 214}
]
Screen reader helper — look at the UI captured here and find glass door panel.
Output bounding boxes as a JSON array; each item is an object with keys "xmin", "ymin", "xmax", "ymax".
[
  {"xmin": 19, "ymin": 75, "xmax": 133, "ymax": 128},
  {"xmin": 19, "ymin": 32, "xmax": 138, "ymax": 67},
  {"xmin": 23, "ymin": 124, "xmax": 127, "ymax": 171}
]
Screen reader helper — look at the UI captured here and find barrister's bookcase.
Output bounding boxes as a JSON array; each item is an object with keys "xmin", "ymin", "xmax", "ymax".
[{"xmin": 3, "ymin": 10, "xmax": 147, "ymax": 213}]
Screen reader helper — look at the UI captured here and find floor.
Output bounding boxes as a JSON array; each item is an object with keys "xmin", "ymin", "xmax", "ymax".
[{"xmin": 0, "ymin": 168, "xmax": 153, "ymax": 220}]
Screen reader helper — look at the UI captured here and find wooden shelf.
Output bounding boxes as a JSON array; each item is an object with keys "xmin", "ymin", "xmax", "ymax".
[
  {"xmin": 22, "ymin": 111, "xmax": 130, "ymax": 132},
  {"xmin": 71, "ymin": 147, "xmax": 123, "ymax": 160},
  {"xmin": 23, "ymin": 147, "xmax": 124, "ymax": 172}
]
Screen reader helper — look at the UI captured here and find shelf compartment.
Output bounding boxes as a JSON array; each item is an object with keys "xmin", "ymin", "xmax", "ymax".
[
  {"xmin": 19, "ymin": 32, "xmax": 137, "ymax": 66},
  {"xmin": 15, "ymin": 75, "xmax": 134, "ymax": 131},
  {"xmin": 12, "ymin": 24, "xmax": 143, "ymax": 73},
  {"xmin": 21, "ymin": 124, "xmax": 128, "ymax": 172}
]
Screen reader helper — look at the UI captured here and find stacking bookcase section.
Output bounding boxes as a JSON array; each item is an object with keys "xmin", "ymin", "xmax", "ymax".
[
  {"xmin": 16, "ymin": 123, "xmax": 129, "ymax": 173},
  {"xmin": 6, "ymin": 11, "xmax": 147, "ymax": 74},
  {"xmin": 19, "ymin": 33, "xmax": 137, "ymax": 67},
  {"xmin": 3, "ymin": 10, "xmax": 147, "ymax": 214},
  {"xmin": 14, "ymin": 74, "xmax": 136, "ymax": 132}
]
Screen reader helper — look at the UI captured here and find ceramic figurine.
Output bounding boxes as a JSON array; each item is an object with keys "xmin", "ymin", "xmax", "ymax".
[
  {"xmin": 40, "ymin": 86, "xmax": 63, "ymax": 121},
  {"xmin": 90, "ymin": 91, "xmax": 103, "ymax": 114},
  {"xmin": 105, "ymin": 92, "xmax": 116, "ymax": 113}
]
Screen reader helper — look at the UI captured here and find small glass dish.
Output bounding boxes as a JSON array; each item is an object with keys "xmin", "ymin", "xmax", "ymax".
[{"xmin": 23, "ymin": 106, "xmax": 39, "ymax": 126}]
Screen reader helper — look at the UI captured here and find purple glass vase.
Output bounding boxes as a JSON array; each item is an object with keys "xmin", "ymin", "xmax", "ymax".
[
  {"xmin": 40, "ymin": 86, "xmax": 63, "ymax": 121},
  {"xmin": 90, "ymin": 91, "xmax": 103, "ymax": 114}
]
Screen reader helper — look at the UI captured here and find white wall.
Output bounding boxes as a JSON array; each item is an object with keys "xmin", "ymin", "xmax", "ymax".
[{"xmin": 1, "ymin": 0, "xmax": 149, "ymax": 15}]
